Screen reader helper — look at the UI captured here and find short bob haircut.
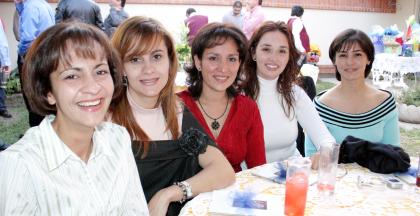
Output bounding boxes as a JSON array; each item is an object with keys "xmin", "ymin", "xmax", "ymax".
[
  {"xmin": 329, "ymin": 28, "xmax": 375, "ymax": 81},
  {"xmin": 23, "ymin": 21, "xmax": 123, "ymax": 116},
  {"xmin": 243, "ymin": 21, "xmax": 300, "ymax": 117},
  {"xmin": 185, "ymin": 22, "xmax": 248, "ymax": 99}
]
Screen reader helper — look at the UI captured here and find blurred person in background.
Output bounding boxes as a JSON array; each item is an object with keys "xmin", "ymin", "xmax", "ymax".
[
  {"xmin": 0, "ymin": 18, "xmax": 12, "ymax": 119},
  {"xmin": 222, "ymin": 1, "xmax": 244, "ymax": 30},
  {"xmin": 184, "ymin": 8, "xmax": 208, "ymax": 47},
  {"xmin": 55, "ymin": 0, "xmax": 105, "ymax": 30},
  {"xmin": 242, "ymin": 0, "xmax": 265, "ymax": 40},
  {"xmin": 104, "ymin": 0, "xmax": 129, "ymax": 37},
  {"xmin": 15, "ymin": 0, "xmax": 54, "ymax": 127}
]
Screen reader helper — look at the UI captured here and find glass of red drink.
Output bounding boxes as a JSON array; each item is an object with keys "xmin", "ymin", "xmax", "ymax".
[{"xmin": 284, "ymin": 157, "xmax": 312, "ymax": 216}]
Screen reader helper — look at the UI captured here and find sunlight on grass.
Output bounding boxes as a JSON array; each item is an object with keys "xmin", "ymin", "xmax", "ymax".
[
  {"xmin": 400, "ymin": 128, "xmax": 420, "ymax": 156},
  {"xmin": 316, "ymin": 80, "xmax": 336, "ymax": 94},
  {"xmin": 0, "ymin": 105, "xmax": 29, "ymax": 144}
]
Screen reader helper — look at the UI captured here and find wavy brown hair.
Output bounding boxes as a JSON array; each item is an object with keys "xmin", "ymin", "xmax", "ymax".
[
  {"xmin": 110, "ymin": 16, "xmax": 179, "ymax": 158},
  {"xmin": 184, "ymin": 22, "xmax": 248, "ymax": 99},
  {"xmin": 242, "ymin": 21, "xmax": 300, "ymax": 118}
]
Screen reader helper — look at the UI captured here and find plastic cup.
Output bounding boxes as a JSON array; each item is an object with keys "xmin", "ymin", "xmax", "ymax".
[
  {"xmin": 317, "ymin": 143, "xmax": 340, "ymax": 196},
  {"xmin": 284, "ymin": 157, "xmax": 312, "ymax": 216}
]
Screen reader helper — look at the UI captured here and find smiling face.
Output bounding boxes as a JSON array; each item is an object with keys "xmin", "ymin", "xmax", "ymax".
[
  {"xmin": 233, "ymin": 4, "xmax": 242, "ymax": 15},
  {"xmin": 194, "ymin": 38, "xmax": 240, "ymax": 95},
  {"xmin": 123, "ymin": 39, "xmax": 170, "ymax": 108},
  {"xmin": 334, "ymin": 43, "xmax": 370, "ymax": 81},
  {"xmin": 47, "ymin": 44, "xmax": 114, "ymax": 131},
  {"xmin": 254, "ymin": 30, "xmax": 290, "ymax": 80}
]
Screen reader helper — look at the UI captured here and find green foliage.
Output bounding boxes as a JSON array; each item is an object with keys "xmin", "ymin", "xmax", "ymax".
[
  {"xmin": 175, "ymin": 24, "xmax": 191, "ymax": 68},
  {"xmin": 5, "ymin": 68, "xmax": 21, "ymax": 95},
  {"xmin": 0, "ymin": 98, "xmax": 29, "ymax": 145},
  {"xmin": 176, "ymin": 43, "xmax": 191, "ymax": 64},
  {"xmin": 399, "ymin": 86, "xmax": 420, "ymax": 107}
]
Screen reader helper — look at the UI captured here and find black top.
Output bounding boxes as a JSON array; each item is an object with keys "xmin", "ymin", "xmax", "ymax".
[{"xmin": 132, "ymin": 107, "xmax": 215, "ymax": 216}]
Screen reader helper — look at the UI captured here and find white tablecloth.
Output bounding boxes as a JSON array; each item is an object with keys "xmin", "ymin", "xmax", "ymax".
[{"xmin": 180, "ymin": 158, "xmax": 420, "ymax": 216}]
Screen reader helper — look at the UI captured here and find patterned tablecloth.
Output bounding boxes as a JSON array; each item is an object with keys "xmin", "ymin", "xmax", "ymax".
[{"xmin": 180, "ymin": 158, "xmax": 420, "ymax": 216}]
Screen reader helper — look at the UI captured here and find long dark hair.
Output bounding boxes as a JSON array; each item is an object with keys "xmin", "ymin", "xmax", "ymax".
[
  {"xmin": 243, "ymin": 21, "xmax": 300, "ymax": 118},
  {"xmin": 184, "ymin": 22, "xmax": 248, "ymax": 99}
]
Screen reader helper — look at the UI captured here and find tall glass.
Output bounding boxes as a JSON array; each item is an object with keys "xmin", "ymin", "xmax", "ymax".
[
  {"xmin": 284, "ymin": 157, "xmax": 312, "ymax": 216},
  {"xmin": 317, "ymin": 143, "xmax": 340, "ymax": 196}
]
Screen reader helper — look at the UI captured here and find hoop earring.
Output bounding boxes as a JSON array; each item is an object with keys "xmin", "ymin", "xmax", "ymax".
[{"xmin": 123, "ymin": 75, "xmax": 128, "ymax": 86}]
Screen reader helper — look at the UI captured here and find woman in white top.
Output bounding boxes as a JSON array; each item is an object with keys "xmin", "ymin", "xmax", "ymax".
[
  {"xmin": 0, "ymin": 22, "xmax": 148, "ymax": 215},
  {"xmin": 243, "ymin": 21, "xmax": 335, "ymax": 162}
]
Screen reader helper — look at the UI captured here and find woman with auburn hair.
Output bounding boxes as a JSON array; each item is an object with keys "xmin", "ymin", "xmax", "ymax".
[
  {"xmin": 243, "ymin": 21, "xmax": 335, "ymax": 162},
  {"xmin": 305, "ymin": 29, "xmax": 400, "ymax": 156},
  {"xmin": 178, "ymin": 22, "xmax": 266, "ymax": 172},
  {"xmin": 0, "ymin": 22, "xmax": 148, "ymax": 215},
  {"xmin": 110, "ymin": 16, "xmax": 235, "ymax": 216}
]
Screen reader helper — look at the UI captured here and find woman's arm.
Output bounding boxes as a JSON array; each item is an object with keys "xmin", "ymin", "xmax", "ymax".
[
  {"xmin": 382, "ymin": 109, "xmax": 401, "ymax": 146},
  {"xmin": 147, "ymin": 146, "xmax": 235, "ymax": 216},
  {"xmin": 294, "ymin": 86, "xmax": 335, "ymax": 151},
  {"xmin": 245, "ymin": 102, "xmax": 266, "ymax": 168}
]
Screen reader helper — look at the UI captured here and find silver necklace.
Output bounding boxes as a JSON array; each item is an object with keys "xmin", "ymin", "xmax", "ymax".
[{"xmin": 197, "ymin": 98, "xmax": 229, "ymax": 130}]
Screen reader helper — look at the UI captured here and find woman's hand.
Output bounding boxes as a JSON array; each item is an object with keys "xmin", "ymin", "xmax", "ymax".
[{"xmin": 148, "ymin": 185, "xmax": 183, "ymax": 216}]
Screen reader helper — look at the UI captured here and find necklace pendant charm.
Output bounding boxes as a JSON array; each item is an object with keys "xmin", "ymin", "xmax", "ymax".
[{"xmin": 211, "ymin": 120, "xmax": 220, "ymax": 130}]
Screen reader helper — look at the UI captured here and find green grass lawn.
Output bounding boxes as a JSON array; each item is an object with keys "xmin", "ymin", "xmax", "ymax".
[
  {"xmin": 0, "ymin": 94, "xmax": 29, "ymax": 144},
  {"xmin": 1, "ymin": 81, "xmax": 419, "ymax": 156}
]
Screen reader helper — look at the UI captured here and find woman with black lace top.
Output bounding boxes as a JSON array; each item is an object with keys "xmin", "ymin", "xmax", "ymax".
[{"xmin": 110, "ymin": 16, "xmax": 235, "ymax": 216}]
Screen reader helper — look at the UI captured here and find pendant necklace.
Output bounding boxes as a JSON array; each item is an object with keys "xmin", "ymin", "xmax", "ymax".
[{"xmin": 197, "ymin": 98, "xmax": 229, "ymax": 131}]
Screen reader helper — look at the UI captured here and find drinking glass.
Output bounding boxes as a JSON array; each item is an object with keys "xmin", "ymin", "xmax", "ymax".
[
  {"xmin": 317, "ymin": 143, "xmax": 341, "ymax": 196},
  {"xmin": 284, "ymin": 157, "xmax": 311, "ymax": 216}
]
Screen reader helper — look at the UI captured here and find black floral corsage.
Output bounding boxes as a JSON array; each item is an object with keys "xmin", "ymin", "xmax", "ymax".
[{"xmin": 178, "ymin": 128, "xmax": 213, "ymax": 156}]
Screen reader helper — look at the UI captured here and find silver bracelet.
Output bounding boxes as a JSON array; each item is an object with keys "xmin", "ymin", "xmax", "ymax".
[{"xmin": 173, "ymin": 182, "xmax": 189, "ymax": 204}]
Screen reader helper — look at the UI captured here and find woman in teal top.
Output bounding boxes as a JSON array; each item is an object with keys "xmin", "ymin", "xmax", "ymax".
[{"xmin": 305, "ymin": 29, "xmax": 400, "ymax": 156}]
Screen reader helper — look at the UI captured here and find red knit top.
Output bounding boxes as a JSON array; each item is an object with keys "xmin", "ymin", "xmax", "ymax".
[{"xmin": 177, "ymin": 91, "xmax": 266, "ymax": 172}]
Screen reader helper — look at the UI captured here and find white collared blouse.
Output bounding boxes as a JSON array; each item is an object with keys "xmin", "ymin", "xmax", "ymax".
[{"xmin": 0, "ymin": 115, "xmax": 149, "ymax": 215}]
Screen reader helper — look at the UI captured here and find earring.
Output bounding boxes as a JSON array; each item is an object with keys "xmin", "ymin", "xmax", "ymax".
[
  {"xmin": 253, "ymin": 57, "xmax": 257, "ymax": 61},
  {"xmin": 123, "ymin": 75, "xmax": 128, "ymax": 86},
  {"xmin": 197, "ymin": 67, "xmax": 201, "ymax": 71}
]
